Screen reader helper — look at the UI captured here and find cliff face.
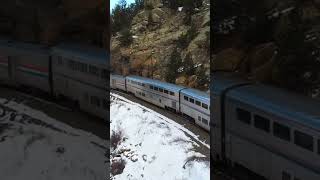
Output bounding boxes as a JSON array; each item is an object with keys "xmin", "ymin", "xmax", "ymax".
[
  {"xmin": 111, "ymin": 1, "xmax": 210, "ymax": 90},
  {"xmin": 213, "ymin": 0, "xmax": 320, "ymax": 98},
  {"xmin": 0, "ymin": 0, "xmax": 108, "ymax": 48}
]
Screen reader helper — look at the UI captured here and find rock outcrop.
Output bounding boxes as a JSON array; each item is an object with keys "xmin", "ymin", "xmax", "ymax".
[
  {"xmin": 213, "ymin": 0, "xmax": 320, "ymax": 98},
  {"xmin": 111, "ymin": 0, "xmax": 210, "ymax": 90}
]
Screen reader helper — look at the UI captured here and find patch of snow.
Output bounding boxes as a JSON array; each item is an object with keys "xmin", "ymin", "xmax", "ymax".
[
  {"xmin": 0, "ymin": 98, "xmax": 107, "ymax": 180},
  {"xmin": 178, "ymin": 7, "xmax": 183, "ymax": 12},
  {"xmin": 110, "ymin": 93, "xmax": 210, "ymax": 180}
]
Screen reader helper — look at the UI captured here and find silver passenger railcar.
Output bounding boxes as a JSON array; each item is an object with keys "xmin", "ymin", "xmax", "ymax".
[
  {"xmin": 180, "ymin": 88, "xmax": 210, "ymax": 131},
  {"xmin": 212, "ymin": 73, "xmax": 320, "ymax": 180},
  {"xmin": 126, "ymin": 75, "xmax": 185, "ymax": 111},
  {"xmin": 110, "ymin": 74, "xmax": 126, "ymax": 91},
  {"xmin": 0, "ymin": 40, "xmax": 51, "ymax": 92},
  {"xmin": 9, "ymin": 41, "xmax": 51, "ymax": 93},
  {"xmin": 110, "ymin": 74, "xmax": 211, "ymax": 132},
  {"xmin": 51, "ymin": 43, "xmax": 108, "ymax": 120}
]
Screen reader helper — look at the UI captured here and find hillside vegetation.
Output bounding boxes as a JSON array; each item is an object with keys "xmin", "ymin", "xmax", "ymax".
[
  {"xmin": 213, "ymin": 0, "xmax": 320, "ymax": 98},
  {"xmin": 111, "ymin": 0, "xmax": 210, "ymax": 91}
]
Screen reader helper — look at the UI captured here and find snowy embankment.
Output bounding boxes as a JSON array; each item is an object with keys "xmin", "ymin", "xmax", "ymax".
[
  {"xmin": 110, "ymin": 93, "xmax": 210, "ymax": 180},
  {"xmin": 0, "ymin": 98, "xmax": 107, "ymax": 180}
]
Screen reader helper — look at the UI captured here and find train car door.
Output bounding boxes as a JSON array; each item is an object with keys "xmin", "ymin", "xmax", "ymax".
[{"xmin": 172, "ymin": 101, "xmax": 176, "ymax": 110}]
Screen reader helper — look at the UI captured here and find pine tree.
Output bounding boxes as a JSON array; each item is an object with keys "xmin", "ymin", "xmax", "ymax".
[
  {"xmin": 196, "ymin": 65, "xmax": 209, "ymax": 89},
  {"xmin": 119, "ymin": 29, "xmax": 133, "ymax": 46},
  {"xmin": 183, "ymin": 53, "xmax": 195, "ymax": 76},
  {"xmin": 165, "ymin": 48, "xmax": 182, "ymax": 83}
]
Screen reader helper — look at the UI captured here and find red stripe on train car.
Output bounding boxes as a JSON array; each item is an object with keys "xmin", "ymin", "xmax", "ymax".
[{"xmin": 20, "ymin": 64, "xmax": 48, "ymax": 73}]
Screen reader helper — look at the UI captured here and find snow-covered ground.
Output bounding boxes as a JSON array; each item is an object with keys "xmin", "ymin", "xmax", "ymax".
[
  {"xmin": 110, "ymin": 93, "xmax": 210, "ymax": 180},
  {"xmin": 0, "ymin": 98, "xmax": 108, "ymax": 180}
]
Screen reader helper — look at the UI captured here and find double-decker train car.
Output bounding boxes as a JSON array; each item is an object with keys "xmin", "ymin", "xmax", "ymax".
[
  {"xmin": 126, "ymin": 75, "xmax": 185, "ymax": 111},
  {"xmin": 0, "ymin": 39, "xmax": 108, "ymax": 120},
  {"xmin": 9, "ymin": 42, "xmax": 51, "ymax": 93},
  {"xmin": 110, "ymin": 74, "xmax": 126, "ymax": 91},
  {"xmin": 180, "ymin": 88, "xmax": 210, "ymax": 131},
  {"xmin": 51, "ymin": 43, "xmax": 108, "ymax": 119},
  {"xmin": 110, "ymin": 74, "xmax": 210, "ymax": 131},
  {"xmin": 211, "ymin": 73, "xmax": 320, "ymax": 180}
]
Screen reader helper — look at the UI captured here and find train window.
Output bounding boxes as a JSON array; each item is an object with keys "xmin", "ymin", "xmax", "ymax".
[
  {"xmin": 195, "ymin": 100, "xmax": 201, "ymax": 106},
  {"xmin": 80, "ymin": 63, "xmax": 87, "ymax": 73},
  {"xmin": 202, "ymin": 103, "xmax": 208, "ymax": 109},
  {"xmin": 184, "ymin": 96, "xmax": 189, "ymax": 101},
  {"xmin": 164, "ymin": 90, "xmax": 168, "ymax": 94},
  {"xmin": 189, "ymin": 98, "xmax": 194, "ymax": 103},
  {"xmin": 154, "ymin": 87, "xmax": 159, "ymax": 91},
  {"xmin": 198, "ymin": 116, "xmax": 201, "ymax": 121},
  {"xmin": 236, "ymin": 108, "xmax": 251, "ymax": 124},
  {"xmin": 254, "ymin": 115, "xmax": 270, "ymax": 132},
  {"xmin": 294, "ymin": 130, "xmax": 313, "ymax": 151},
  {"xmin": 159, "ymin": 88, "xmax": 163, "ymax": 93},
  {"xmin": 273, "ymin": 122, "xmax": 290, "ymax": 141},
  {"xmin": 202, "ymin": 118, "xmax": 208, "ymax": 125},
  {"xmin": 170, "ymin": 91, "xmax": 174, "ymax": 96},
  {"xmin": 150, "ymin": 85, "xmax": 153, "ymax": 90},
  {"xmin": 282, "ymin": 171, "xmax": 291, "ymax": 180}
]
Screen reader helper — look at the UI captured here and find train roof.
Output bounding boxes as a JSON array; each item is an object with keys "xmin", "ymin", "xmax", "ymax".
[
  {"xmin": 0, "ymin": 40, "xmax": 50, "ymax": 56},
  {"xmin": 211, "ymin": 73, "xmax": 250, "ymax": 95},
  {"xmin": 126, "ymin": 75, "xmax": 186, "ymax": 92},
  {"xmin": 181, "ymin": 88, "xmax": 210, "ymax": 104},
  {"xmin": 111, "ymin": 74, "xmax": 125, "ymax": 79},
  {"xmin": 228, "ymin": 83, "xmax": 320, "ymax": 131},
  {"xmin": 51, "ymin": 42, "xmax": 108, "ymax": 65}
]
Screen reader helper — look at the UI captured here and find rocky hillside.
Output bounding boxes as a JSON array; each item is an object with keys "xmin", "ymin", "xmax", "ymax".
[
  {"xmin": 111, "ymin": 0, "xmax": 210, "ymax": 90},
  {"xmin": 0, "ymin": 0, "xmax": 108, "ymax": 49},
  {"xmin": 213, "ymin": 0, "xmax": 320, "ymax": 98}
]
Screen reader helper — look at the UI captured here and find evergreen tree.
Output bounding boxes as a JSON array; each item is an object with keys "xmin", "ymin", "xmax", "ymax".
[
  {"xmin": 165, "ymin": 48, "xmax": 183, "ymax": 83},
  {"xmin": 196, "ymin": 65, "xmax": 209, "ymax": 89},
  {"xmin": 183, "ymin": 53, "xmax": 195, "ymax": 76},
  {"xmin": 119, "ymin": 29, "xmax": 133, "ymax": 46}
]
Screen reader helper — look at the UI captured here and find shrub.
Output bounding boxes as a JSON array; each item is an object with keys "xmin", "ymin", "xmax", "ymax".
[
  {"xmin": 111, "ymin": 129, "xmax": 123, "ymax": 150},
  {"xmin": 111, "ymin": 158, "xmax": 126, "ymax": 176}
]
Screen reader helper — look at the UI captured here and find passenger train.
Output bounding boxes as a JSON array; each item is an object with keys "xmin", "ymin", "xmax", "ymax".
[
  {"xmin": 211, "ymin": 73, "xmax": 320, "ymax": 180},
  {"xmin": 110, "ymin": 74, "xmax": 210, "ymax": 131},
  {"xmin": 0, "ymin": 38, "xmax": 108, "ymax": 120}
]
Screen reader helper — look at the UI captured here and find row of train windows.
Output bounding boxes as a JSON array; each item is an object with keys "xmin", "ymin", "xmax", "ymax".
[
  {"xmin": 129, "ymin": 80, "xmax": 145, "ymax": 87},
  {"xmin": 198, "ymin": 116, "xmax": 209, "ymax": 125},
  {"xmin": 184, "ymin": 96, "xmax": 209, "ymax": 110},
  {"xmin": 58, "ymin": 58, "xmax": 108, "ymax": 79},
  {"xmin": 149, "ymin": 85, "xmax": 175, "ymax": 96},
  {"xmin": 128, "ymin": 79, "xmax": 176, "ymax": 96},
  {"xmin": 236, "ymin": 108, "xmax": 319, "ymax": 153}
]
